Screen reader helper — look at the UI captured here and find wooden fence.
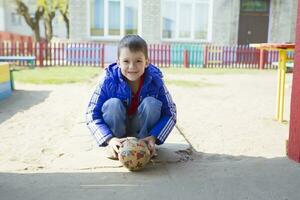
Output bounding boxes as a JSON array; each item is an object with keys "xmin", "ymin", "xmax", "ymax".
[
  {"xmin": 0, "ymin": 41, "xmax": 294, "ymax": 69},
  {"xmin": 0, "ymin": 42, "xmax": 105, "ymax": 67}
]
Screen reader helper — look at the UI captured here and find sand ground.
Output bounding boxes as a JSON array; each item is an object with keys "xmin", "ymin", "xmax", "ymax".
[
  {"xmin": 1, "ymin": 70, "xmax": 300, "ymax": 200},
  {"xmin": 0, "ymin": 71, "xmax": 294, "ymax": 169}
]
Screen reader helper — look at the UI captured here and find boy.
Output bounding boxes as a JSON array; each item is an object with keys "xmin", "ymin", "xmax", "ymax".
[{"xmin": 86, "ymin": 35, "xmax": 176, "ymax": 159}]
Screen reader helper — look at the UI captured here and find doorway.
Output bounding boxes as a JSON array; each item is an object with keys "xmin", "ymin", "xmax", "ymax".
[{"xmin": 238, "ymin": 0, "xmax": 270, "ymax": 45}]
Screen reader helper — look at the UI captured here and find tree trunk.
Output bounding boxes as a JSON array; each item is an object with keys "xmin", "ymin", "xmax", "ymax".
[
  {"xmin": 15, "ymin": 0, "xmax": 44, "ymax": 42},
  {"xmin": 65, "ymin": 15, "xmax": 70, "ymax": 39},
  {"xmin": 44, "ymin": 16, "xmax": 53, "ymax": 42},
  {"xmin": 33, "ymin": 25, "xmax": 41, "ymax": 42},
  {"xmin": 60, "ymin": 10, "xmax": 69, "ymax": 38}
]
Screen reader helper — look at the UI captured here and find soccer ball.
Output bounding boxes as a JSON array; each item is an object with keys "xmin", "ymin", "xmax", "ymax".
[{"xmin": 118, "ymin": 137, "xmax": 151, "ymax": 171}]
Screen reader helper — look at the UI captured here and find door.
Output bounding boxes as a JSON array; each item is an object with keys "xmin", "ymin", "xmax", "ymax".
[{"xmin": 238, "ymin": 0, "xmax": 270, "ymax": 45}]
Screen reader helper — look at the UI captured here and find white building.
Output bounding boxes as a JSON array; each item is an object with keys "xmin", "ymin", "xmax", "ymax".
[{"xmin": 70, "ymin": 0, "xmax": 297, "ymax": 45}]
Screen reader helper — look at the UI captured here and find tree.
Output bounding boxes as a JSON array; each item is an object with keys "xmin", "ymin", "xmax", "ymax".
[
  {"xmin": 15, "ymin": 0, "xmax": 44, "ymax": 42},
  {"xmin": 16, "ymin": 0, "xmax": 69, "ymax": 42},
  {"xmin": 38, "ymin": 0, "xmax": 56, "ymax": 42},
  {"xmin": 57, "ymin": 0, "xmax": 69, "ymax": 38},
  {"xmin": 38, "ymin": 0, "xmax": 69, "ymax": 41}
]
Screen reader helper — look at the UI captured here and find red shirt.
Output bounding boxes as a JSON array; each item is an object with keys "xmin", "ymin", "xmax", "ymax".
[{"xmin": 127, "ymin": 75, "xmax": 144, "ymax": 115}]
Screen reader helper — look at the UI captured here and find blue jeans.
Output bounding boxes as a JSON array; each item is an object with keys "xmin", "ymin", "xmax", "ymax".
[{"xmin": 102, "ymin": 97, "xmax": 162, "ymax": 139}]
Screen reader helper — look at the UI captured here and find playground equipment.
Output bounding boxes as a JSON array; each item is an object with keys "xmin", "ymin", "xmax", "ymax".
[
  {"xmin": 251, "ymin": 43, "xmax": 295, "ymax": 123},
  {"xmin": 0, "ymin": 62, "xmax": 12, "ymax": 100}
]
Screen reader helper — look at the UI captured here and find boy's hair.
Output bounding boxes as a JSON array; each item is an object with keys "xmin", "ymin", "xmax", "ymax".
[{"xmin": 118, "ymin": 35, "xmax": 148, "ymax": 59}]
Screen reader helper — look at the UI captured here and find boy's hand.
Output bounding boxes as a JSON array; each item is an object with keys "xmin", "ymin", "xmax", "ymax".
[
  {"xmin": 107, "ymin": 137, "xmax": 126, "ymax": 157},
  {"xmin": 141, "ymin": 136, "xmax": 157, "ymax": 158}
]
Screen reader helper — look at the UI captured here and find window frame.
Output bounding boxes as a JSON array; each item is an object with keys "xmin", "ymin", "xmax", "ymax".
[
  {"xmin": 160, "ymin": 0, "xmax": 213, "ymax": 43},
  {"xmin": 87, "ymin": 0, "xmax": 142, "ymax": 41},
  {"xmin": 240, "ymin": 0, "xmax": 269, "ymax": 13},
  {"xmin": 11, "ymin": 12, "xmax": 22, "ymax": 26}
]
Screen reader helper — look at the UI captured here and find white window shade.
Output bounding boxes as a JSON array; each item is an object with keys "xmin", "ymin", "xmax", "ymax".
[
  {"xmin": 124, "ymin": 0, "xmax": 138, "ymax": 34},
  {"xmin": 89, "ymin": 0, "xmax": 139, "ymax": 38},
  {"xmin": 194, "ymin": 2, "xmax": 209, "ymax": 40},
  {"xmin": 90, "ymin": 0, "xmax": 104, "ymax": 36},
  {"xmin": 161, "ymin": 0, "xmax": 211, "ymax": 41},
  {"xmin": 108, "ymin": 0, "xmax": 120, "ymax": 35},
  {"xmin": 179, "ymin": 3, "xmax": 192, "ymax": 38},
  {"xmin": 162, "ymin": 0, "xmax": 176, "ymax": 39}
]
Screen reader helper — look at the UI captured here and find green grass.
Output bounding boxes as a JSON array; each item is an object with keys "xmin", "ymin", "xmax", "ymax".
[
  {"xmin": 13, "ymin": 67, "xmax": 103, "ymax": 84},
  {"xmin": 165, "ymin": 80, "xmax": 217, "ymax": 87},
  {"xmin": 11, "ymin": 65, "xmax": 273, "ymax": 85},
  {"xmin": 160, "ymin": 67, "xmax": 266, "ymax": 75},
  {"xmin": 160, "ymin": 67, "xmax": 270, "ymax": 87}
]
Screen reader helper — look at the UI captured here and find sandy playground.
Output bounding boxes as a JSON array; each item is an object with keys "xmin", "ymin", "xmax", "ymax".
[{"xmin": 0, "ymin": 70, "xmax": 294, "ymax": 172}]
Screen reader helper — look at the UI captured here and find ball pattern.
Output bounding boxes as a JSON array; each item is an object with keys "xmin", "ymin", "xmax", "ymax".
[{"xmin": 118, "ymin": 137, "xmax": 151, "ymax": 171}]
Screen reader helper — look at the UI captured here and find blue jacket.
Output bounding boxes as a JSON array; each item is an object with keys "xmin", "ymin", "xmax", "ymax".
[{"xmin": 86, "ymin": 63, "xmax": 177, "ymax": 146}]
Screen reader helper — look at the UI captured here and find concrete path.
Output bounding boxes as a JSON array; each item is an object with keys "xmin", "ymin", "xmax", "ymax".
[{"xmin": 1, "ymin": 152, "xmax": 300, "ymax": 200}]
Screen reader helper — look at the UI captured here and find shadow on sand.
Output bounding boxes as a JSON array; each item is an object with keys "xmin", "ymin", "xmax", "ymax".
[
  {"xmin": 1, "ymin": 150, "xmax": 300, "ymax": 200},
  {"xmin": 0, "ymin": 89, "xmax": 51, "ymax": 123}
]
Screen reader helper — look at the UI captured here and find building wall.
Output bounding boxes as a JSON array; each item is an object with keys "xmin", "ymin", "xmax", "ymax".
[
  {"xmin": 3, "ymin": 0, "xmax": 33, "ymax": 36},
  {"xmin": 69, "ymin": 0, "xmax": 162, "ymax": 43},
  {"xmin": 0, "ymin": 0, "xmax": 5, "ymax": 31},
  {"xmin": 211, "ymin": 0, "xmax": 240, "ymax": 45},
  {"xmin": 141, "ymin": 0, "xmax": 161, "ymax": 44},
  {"xmin": 69, "ymin": 0, "xmax": 88, "ymax": 41},
  {"xmin": 269, "ymin": 0, "xmax": 297, "ymax": 43},
  {"xmin": 290, "ymin": 0, "xmax": 298, "ymax": 41},
  {"xmin": 211, "ymin": 0, "xmax": 297, "ymax": 45},
  {"xmin": 69, "ymin": 0, "xmax": 297, "ymax": 45}
]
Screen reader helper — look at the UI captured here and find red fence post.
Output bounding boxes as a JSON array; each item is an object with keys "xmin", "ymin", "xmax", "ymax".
[
  {"xmin": 183, "ymin": 49, "xmax": 189, "ymax": 68},
  {"xmin": 28, "ymin": 41, "xmax": 32, "ymax": 56},
  {"xmin": 0, "ymin": 42, "xmax": 3, "ymax": 56},
  {"xmin": 158, "ymin": 44, "xmax": 161, "ymax": 66},
  {"xmin": 259, "ymin": 49, "xmax": 266, "ymax": 70},
  {"xmin": 54, "ymin": 42, "xmax": 57, "ymax": 66},
  {"xmin": 154, "ymin": 44, "xmax": 156, "ymax": 65},
  {"xmin": 39, "ymin": 42, "xmax": 44, "ymax": 67},
  {"xmin": 58, "ymin": 43, "xmax": 61, "ymax": 66},
  {"xmin": 163, "ymin": 44, "xmax": 167, "ymax": 67}
]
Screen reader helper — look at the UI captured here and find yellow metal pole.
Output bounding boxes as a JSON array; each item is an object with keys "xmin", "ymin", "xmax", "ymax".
[
  {"xmin": 276, "ymin": 55, "xmax": 282, "ymax": 121},
  {"xmin": 277, "ymin": 50, "xmax": 287, "ymax": 122}
]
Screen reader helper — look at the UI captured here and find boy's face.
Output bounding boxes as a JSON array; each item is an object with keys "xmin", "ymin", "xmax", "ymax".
[{"xmin": 117, "ymin": 47, "xmax": 149, "ymax": 82}]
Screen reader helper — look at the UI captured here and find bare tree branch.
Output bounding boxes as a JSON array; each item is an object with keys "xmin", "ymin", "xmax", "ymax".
[{"xmin": 15, "ymin": 0, "xmax": 44, "ymax": 41}]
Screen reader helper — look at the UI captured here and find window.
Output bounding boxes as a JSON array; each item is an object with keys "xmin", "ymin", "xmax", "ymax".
[
  {"xmin": 162, "ymin": 1, "xmax": 176, "ymax": 39},
  {"xmin": 194, "ymin": 2, "xmax": 209, "ymax": 39},
  {"xmin": 90, "ymin": 0, "xmax": 104, "ymax": 36},
  {"xmin": 161, "ymin": 0, "xmax": 211, "ymax": 41},
  {"xmin": 108, "ymin": 0, "xmax": 120, "ymax": 35},
  {"xmin": 11, "ymin": 12, "xmax": 22, "ymax": 25},
  {"xmin": 241, "ymin": 0, "xmax": 269, "ymax": 12},
  {"xmin": 124, "ymin": 0, "xmax": 138, "ymax": 34},
  {"xmin": 89, "ymin": 0, "xmax": 140, "ymax": 38},
  {"xmin": 178, "ymin": 3, "xmax": 192, "ymax": 38}
]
